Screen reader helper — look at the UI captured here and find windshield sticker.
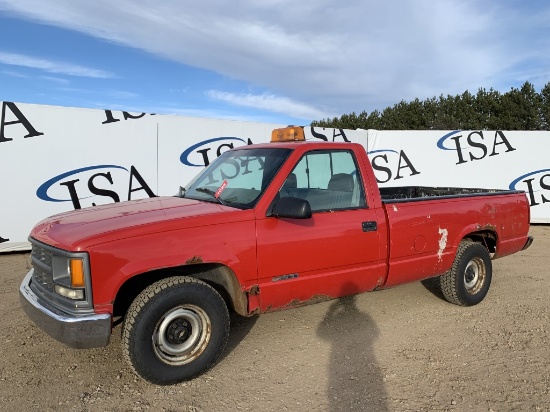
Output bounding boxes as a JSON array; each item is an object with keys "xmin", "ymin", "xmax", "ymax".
[{"xmin": 215, "ymin": 180, "xmax": 228, "ymax": 199}]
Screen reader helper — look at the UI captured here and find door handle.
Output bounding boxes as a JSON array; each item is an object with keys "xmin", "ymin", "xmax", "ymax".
[{"xmin": 362, "ymin": 221, "xmax": 377, "ymax": 232}]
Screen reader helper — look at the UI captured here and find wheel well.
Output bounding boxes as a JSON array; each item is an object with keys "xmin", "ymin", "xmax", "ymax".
[
  {"xmin": 113, "ymin": 264, "xmax": 248, "ymax": 318},
  {"xmin": 463, "ymin": 230, "xmax": 497, "ymax": 254}
]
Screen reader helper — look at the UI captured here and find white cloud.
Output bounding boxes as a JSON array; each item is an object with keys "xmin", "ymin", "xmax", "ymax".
[
  {"xmin": 1, "ymin": 70, "xmax": 27, "ymax": 78},
  {"xmin": 40, "ymin": 76, "xmax": 70, "ymax": 85},
  {"xmin": 86, "ymin": 101, "xmax": 284, "ymax": 124},
  {"xmin": 0, "ymin": 0, "xmax": 549, "ymax": 117},
  {"xmin": 207, "ymin": 90, "xmax": 334, "ymax": 120},
  {"xmin": 55, "ymin": 87, "xmax": 138, "ymax": 99},
  {"xmin": 0, "ymin": 51, "xmax": 114, "ymax": 78},
  {"xmin": 108, "ymin": 90, "xmax": 139, "ymax": 99}
]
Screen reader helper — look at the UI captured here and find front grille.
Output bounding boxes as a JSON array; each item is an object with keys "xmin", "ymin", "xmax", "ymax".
[
  {"xmin": 30, "ymin": 243, "xmax": 54, "ymax": 293},
  {"xmin": 31, "ymin": 267, "xmax": 55, "ymax": 293},
  {"xmin": 27, "ymin": 238, "xmax": 94, "ymax": 314},
  {"xmin": 31, "ymin": 243, "xmax": 52, "ymax": 267}
]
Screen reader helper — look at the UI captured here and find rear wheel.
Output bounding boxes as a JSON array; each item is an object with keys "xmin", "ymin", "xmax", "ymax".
[
  {"xmin": 122, "ymin": 276, "xmax": 230, "ymax": 384},
  {"xmin": 440, "ymin": 240, "xmax": 492, "ymax": 306}
]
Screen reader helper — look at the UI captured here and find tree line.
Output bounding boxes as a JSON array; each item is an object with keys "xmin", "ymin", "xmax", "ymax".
[{"xmin": 311, "ymin": 81, "xmax": 550, "ymax": 131}]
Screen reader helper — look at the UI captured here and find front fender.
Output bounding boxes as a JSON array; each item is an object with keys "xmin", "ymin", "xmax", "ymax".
[{"xmin": 86, "ymin": 220, "xmax": 258, "ymax": 309}]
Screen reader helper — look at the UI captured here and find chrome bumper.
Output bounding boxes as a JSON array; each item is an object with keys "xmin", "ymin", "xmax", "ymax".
[{"xmin": 19, "ymin": 270, "xmax": 111, "ymax": 349}]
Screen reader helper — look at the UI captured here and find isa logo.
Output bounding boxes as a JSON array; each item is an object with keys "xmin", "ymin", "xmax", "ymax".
[
  {"xmin": 367, "ymin": 149, "xmax": 420, "ymax": 183},
  {"xmin": 437, "ymin": 130, "xmax": 516, "ymax": 165},
  {"xmin": 509, "ymin": 169, "xmax": 550, "ymax": 207},
  {"xmin": 180, "ymin": 137, "xmax": 253, "ymax": 167},
  {"xmin": 36, "ymin": 165, "xmax": 156, "ymax": 210}
]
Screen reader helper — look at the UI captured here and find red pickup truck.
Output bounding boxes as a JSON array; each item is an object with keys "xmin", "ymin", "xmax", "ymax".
[{"xmin": 20, "ymin": 127, "xmax": 532, "ymax": 384}]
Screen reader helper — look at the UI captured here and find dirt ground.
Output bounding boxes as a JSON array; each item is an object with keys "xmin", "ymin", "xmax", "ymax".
[{"xmin": 0, "ymin": 226, "xmax": 548, "ymax": 412}]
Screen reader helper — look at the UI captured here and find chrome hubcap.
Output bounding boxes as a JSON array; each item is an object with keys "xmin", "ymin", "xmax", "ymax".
[
  {"xmin": 153, "ymin": 305, "xmax": 211, "ymax": 365},
  {"xmin": 464, "ymin": 258, "xmax": 485, "ymax": 295}
]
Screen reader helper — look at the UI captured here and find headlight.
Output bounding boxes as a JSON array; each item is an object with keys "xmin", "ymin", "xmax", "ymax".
[
  {"xmin": 52, "ymin": 256, "xmax": 86, "ymax": 300},
  {"xmin": 55, "ymin": 284, "xmax": 85, "ymax": 300}
]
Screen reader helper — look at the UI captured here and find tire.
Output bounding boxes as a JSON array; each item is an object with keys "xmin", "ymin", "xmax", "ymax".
[
  {"xmin": 122, "ymin": 276, "xmax": 230, "ymax": 385},
  {"xmin": 440, "ymin": 240, "xmax": 492, "ymax": 306}
]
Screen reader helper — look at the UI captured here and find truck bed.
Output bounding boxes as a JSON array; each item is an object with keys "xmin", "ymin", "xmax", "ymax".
[
  {"xmin": 379, "ymin": 186, "xmax": 530, "ymax": 288},
  {"xmin": 380, "ymin": 186, "xmax": 523, "ymax": 202}
]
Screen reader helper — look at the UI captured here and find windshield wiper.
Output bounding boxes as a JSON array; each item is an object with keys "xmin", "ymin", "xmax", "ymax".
[{"xmin": 195, "ymin": 187, "xmax": 226, "ymax": 205}]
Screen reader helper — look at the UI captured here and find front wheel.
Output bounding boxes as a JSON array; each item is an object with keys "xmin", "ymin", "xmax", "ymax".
[
  {"xmin": 440, "ymin": 240, "xmax": 492, "ymax": 306},
  {"xmin": 122, "ymin": 276, "xmax": 230, "ymax": 384}
]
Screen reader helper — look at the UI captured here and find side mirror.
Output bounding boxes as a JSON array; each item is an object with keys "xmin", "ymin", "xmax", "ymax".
[{"xmin": 272, "ymin": 197, "xmax": 312, "ymax": 219}]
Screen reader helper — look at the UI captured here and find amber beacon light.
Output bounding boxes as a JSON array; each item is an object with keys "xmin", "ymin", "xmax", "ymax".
[{"xmin": 271, "ymin": 126, "xmax": 306, "ymax": 143}]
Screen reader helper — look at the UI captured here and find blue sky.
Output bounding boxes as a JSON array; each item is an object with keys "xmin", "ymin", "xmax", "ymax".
[{"xmin": 0, "ymin": 0, "xmax": 549, "ymax": 126}]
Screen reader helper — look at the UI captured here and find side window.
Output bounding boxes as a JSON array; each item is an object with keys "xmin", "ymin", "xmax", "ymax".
[{"xmin": 279, "ymin": 150, "xmax": 366, "ymax": 212}]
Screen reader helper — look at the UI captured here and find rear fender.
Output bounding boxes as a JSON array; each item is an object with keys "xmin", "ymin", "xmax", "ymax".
[{"xmin": 462, "ymin": 229, "xmax": 497, "ymax": 254}]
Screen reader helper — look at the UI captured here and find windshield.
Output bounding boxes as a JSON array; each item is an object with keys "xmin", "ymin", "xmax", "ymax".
[{"xmin": 182, "ymin": 147, "xmax": 292, "ymax": 209}]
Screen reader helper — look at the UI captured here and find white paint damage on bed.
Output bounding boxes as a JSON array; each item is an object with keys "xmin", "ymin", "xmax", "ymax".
[{"xmin": 438, "ymin": 228, "xmax": 448, "ymax": 261}]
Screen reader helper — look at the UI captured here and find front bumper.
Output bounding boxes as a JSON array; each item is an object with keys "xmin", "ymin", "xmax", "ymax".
[{"xmin": 19, "ymin": 270, "xmax": 111, "ymax": 349}]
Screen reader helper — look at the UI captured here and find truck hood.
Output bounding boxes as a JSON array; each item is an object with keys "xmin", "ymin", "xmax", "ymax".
[{"xmin": 30, "ymin": 196, "xmax": 253, "ymax": 250}]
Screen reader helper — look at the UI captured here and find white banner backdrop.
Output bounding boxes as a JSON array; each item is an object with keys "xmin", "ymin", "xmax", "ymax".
[
  {"xmin": 1, "ymin": 103, "xmax": 160, "ymax": 251},
  {"xmin": 1, "ymin": 101, "xmax": 547, "ymax": 252},
  {"xmin": 367, "ymin": 129, "xmax": 550, "ymax": 223}
]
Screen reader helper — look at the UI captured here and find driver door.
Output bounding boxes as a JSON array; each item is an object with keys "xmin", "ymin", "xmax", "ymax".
[{"xmin": 255, "ymin": 149, "xmax": 385, "ymax": 312}]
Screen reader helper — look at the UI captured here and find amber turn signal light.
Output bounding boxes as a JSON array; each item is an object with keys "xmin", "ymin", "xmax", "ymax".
[{"xmin": 69, "ymin": 258, "xmax": 85, "ymax": 288}]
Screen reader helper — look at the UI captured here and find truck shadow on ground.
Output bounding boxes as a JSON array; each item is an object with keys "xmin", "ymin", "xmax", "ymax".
[
  {"xmin": 317, "ymin": 291, "xmax": 388, "ymax": 411},
  {"xmin": 220, "ymin": 312, "xmax": 259, "ymax": 362},
  {"xmin": 420, "ymin": 277, "xmax": 446, "ymax": 301}
]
